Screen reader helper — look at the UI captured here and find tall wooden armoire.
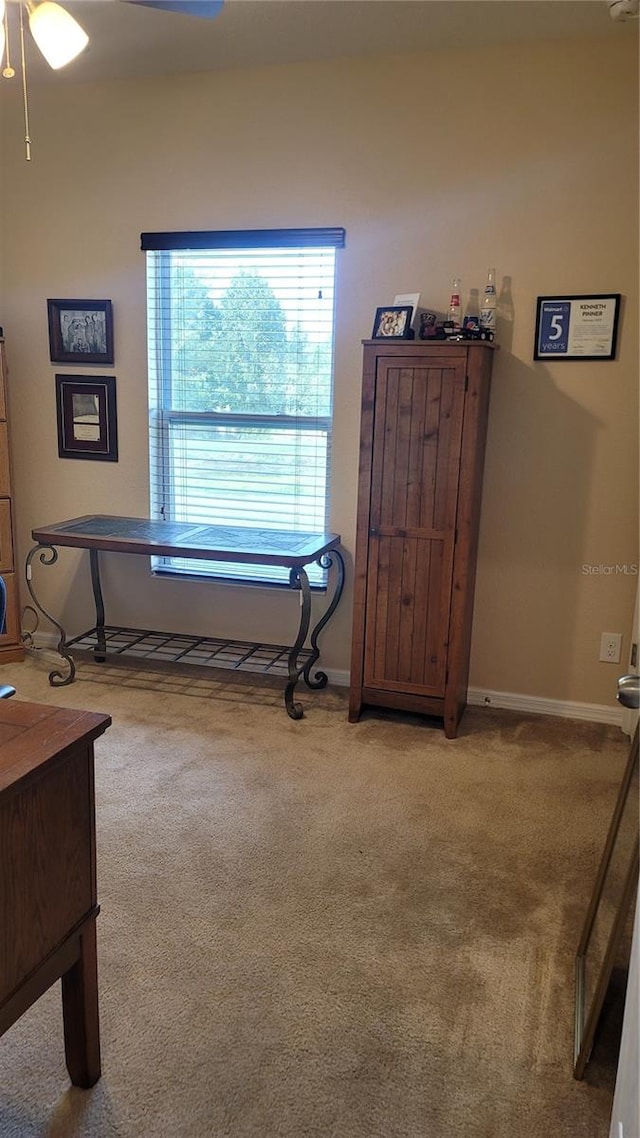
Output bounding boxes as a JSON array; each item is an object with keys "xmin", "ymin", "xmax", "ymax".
[
  {"xmin": 0, "ymin": 337, "xmax": 24, "ymax": 664},
  {"xmin": 349, "ymin": 339, "xmax": 495, "ymax": 738}
]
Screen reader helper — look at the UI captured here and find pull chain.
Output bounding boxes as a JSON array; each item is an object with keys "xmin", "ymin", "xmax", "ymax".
[{"xmin": 19, "ymin": 3, "xmax": 32, "ymax": 160}]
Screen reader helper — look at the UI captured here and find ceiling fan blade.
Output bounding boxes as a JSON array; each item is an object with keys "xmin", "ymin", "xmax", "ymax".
[{"xmin": 123, "ymin": 1, "xmax": 224, "ymax": 17}]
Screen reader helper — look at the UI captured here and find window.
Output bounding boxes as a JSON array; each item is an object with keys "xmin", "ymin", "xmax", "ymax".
[{"xmin": 142, "ymin": 227, "xmax": 345, "ymax": 586}]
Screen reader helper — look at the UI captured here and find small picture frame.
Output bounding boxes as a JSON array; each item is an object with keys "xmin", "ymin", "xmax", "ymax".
[
  {"xmin": 55, "ymin": 373, "xmax": 118, "ymax": 462},
  {"xmin": 419, "ymin": 311, "xmax": 439, "ymax": 339},
  {"xmin": 372, "ymin": 305, "xmax": 414, "ymax": 339},
  {"xmin": 47, "ymin": 299, "xmax": 114, "ymax": 365}
]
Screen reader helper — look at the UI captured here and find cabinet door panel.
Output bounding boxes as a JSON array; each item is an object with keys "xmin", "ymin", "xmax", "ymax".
[
  {"xmin": 0, "ymin": 573, "xmax": 20, "ymax": 645},
  {"xmin": 0, "ymin": 425, "xmax": 9, "ymax": 498},
  {"xmin": 0, "ymin": 501, "xmax": 13, "ymax": 573},
  {"xmin": 363, "ymin": 361, "xmax": 465, "ymax": 696},
  {"xmin": 365, "ymin": 536, "xmax": 447, "ymax": 692}
]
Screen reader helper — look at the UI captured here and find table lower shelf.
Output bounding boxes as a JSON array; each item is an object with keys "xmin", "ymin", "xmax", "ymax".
[
  {"xmin": 67, "ymin": 625, "xmax": 315, "ymax": 676},
  {"xmin": 65, "ymin": 625, "xmax": 325, "ymax": 718}
]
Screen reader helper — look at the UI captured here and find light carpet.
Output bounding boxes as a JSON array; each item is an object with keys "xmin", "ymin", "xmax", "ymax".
[{"xmin": 0, "ymin": 651, "xmax": 629, "ymax": 1138}]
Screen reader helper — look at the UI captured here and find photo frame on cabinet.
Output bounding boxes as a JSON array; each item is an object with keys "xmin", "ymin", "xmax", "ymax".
[
  {"xmin": 372, "ymin": 305, "xmax": 414, "ymax": 339},
  {"xmin": 48, "ymin": 299, "xmax": 114, "ymax": 365},
  {"xmin": 55, "ymin": 373, "xmax": 118, "ymax": 462},
  {"xmin": 573, "ymin": 723, "xmax": 639, "ymax": 1079}
]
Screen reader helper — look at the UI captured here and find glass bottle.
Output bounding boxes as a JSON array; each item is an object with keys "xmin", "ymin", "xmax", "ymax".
[
  {"xmin": 480, "ymin": 268, "xmax": 497, "ymax": 334},
  {"xmin": 448, "ymin": 277, "xmax": 462, "ymax": 331}
]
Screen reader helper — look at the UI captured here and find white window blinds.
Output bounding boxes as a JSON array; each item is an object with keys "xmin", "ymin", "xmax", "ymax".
[{"xmin": 142, "ymin": 228, "xmax": 344, "ymax": 585}]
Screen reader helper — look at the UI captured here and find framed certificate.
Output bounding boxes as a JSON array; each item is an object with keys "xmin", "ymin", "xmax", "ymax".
[
  {"xmin": 534, "ymin": 294, "xmax": 621, "ymax": 361},
  {"xmin": 55, "ymin": 373, "xmax": 118, "ymax": 462}
]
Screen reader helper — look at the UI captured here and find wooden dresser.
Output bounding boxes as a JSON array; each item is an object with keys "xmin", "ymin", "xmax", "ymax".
[
  {"xmin": 349, "ymin": 340, "xmax": 495, "ymax": 738},
  {"xmin": 0, "ymin": 337, "xmax": 24, "ymax": 664},
  {"xmin": 0, "ymin": 699, "xmax": 111, "ymax": 1086}
]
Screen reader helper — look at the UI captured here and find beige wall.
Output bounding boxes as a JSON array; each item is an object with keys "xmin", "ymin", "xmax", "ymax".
[{"xmin": 0, "ymin": 33, "xmax": 637, "ymax": 706}]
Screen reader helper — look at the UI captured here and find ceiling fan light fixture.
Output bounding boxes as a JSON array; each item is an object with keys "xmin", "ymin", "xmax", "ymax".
[
  {"xmin": 27, "ymin": 0, "xmax": 88, "ymax": 69},
  {"xmin": 608, "ymin": 0, "xmax": 640, "ymax": 18}
]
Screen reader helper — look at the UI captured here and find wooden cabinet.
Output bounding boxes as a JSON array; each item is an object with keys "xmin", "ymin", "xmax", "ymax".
[
  {"xmin": 0, "ymin": 699, "xmax": 111, "ymax": 1087},
  {"xmin": 0, "ymin": 338, "xmax": 24, "ymax": 664},
  {"xmin": 349, "ymin": 340, "xmax": 495, "ymax": 738}
]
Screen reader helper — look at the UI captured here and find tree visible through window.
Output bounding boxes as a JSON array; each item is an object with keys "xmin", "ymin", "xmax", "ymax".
[{"xmin": 143, "ymin": 228, "xmax": 344, "ymax": 585}]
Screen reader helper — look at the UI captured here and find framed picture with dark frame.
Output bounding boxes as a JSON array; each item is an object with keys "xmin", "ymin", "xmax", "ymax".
[
  {"xmin": 372, "ymin": 305, "xmax": 415, "ymax": 339},
  {"xmin": 55, "ymin": 374, "xmax": 118, "ymax": 462},
  {"xmin": 534, "ymin": 293, "xmax": 620, "ymax": 361},
  {"xmin": 47, "ymin": 299, "xmax": 114, "ymax": 365},
  {"xmin": 573, "ymin": 723, "xmax": 639, "ymax": 1079}
]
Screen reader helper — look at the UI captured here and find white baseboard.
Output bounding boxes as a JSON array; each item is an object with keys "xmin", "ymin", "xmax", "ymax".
[
  {"xmin": 24, "ymin": 632, "xmax": 59, "ymax": 652},
  {"xmin": 23, "ymin": 636, "xmax": 623, "ymax": 728},
  {"xmin": 467, "ymin": 686, "xmax": 623, "ymax": 728},
  {"xmin": 325, "ymin": 668, "xmax": 350, "ymax": 687},
  {"xmin": 331, "ymin": 670, "xmax": 623, "ymax": 727},
  {"xmin": 329, "ymin": 668, "xmax": 622, "ymax": 727}
]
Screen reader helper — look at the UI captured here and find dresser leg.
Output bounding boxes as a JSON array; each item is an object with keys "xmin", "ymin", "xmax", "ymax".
[
  {"xmin": 61, "ymin": 919, "xmax": 101, "ymax": 1088},
  {"xmin": 444, "ymin": 699, "xmax": 464, "ymax": 739},
  {"xmin": 348, "ymin": 689, "xmax": 362, "ymax": 722}
]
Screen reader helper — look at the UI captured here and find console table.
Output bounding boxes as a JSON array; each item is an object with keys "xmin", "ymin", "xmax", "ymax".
[
  {"xmin": 0, "ymin": 699, "xmax": 111, "ymax": 1087},
  {"xmin": 26, "ymin": 515, "xmax": 345, "ymax": 719}
]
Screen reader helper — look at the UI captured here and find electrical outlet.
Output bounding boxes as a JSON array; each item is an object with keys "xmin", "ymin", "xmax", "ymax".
[{"xmin": 600, "ymin": 632, "xmax": 623, "ymax": 663}]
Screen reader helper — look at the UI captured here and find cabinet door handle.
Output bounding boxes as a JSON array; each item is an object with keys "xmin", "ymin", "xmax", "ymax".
[{"xmin": 369, "ymin": 526, "xmax": 378, "ymax": 537}]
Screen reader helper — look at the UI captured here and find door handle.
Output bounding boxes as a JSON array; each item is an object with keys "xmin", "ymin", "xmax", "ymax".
[{"xmin": 617, "ymin": 674, "xmax": 640, "ymax": 710}]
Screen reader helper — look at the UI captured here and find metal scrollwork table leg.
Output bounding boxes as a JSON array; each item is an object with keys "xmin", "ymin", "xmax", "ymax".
[
  {"xmin": 25, "ymin": 544, "xmax": 76, "ymax": 686},
  {"xmin": 89, "ymin": 549, "xmax": 107, "ymax": 662},
  {"xmin": 284, "ymin": 549, "xmax": 345, "ymax": 720}
]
